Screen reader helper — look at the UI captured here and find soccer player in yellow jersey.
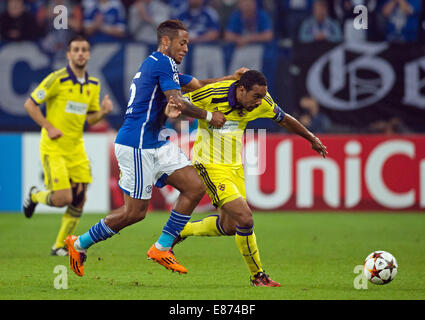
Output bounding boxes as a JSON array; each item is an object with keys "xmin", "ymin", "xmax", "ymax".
[
  {"xmin": 23, "ymin": 35, "xmax": 113, "ymax": 256},
  {"xmin": 173, "ymin": 70, "xmax": 328, "ymax": 286}
]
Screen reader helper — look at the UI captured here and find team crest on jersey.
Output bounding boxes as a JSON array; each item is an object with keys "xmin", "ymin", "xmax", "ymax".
[
  {"xmin": 145, "ymin": 185, "xmax": 152, "ymax": 194},
  {"xmin": 36, "ymin": 89, "xmax": 46, "ymax": 100},
  {"xmin": 173, "ymin": 72, "xmax": 180, "ymax": 85},
  {"xmin": 218, "ymin": 183, "xmax": 225, "ymax": 191}
]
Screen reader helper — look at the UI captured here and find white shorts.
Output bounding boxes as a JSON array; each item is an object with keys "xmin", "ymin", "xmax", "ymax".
[{"xmin": 115, "ymin": 142, "xmax": 191, "ymax": 199}]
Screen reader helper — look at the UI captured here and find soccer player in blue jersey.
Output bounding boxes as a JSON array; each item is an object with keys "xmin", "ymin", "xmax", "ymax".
[{"xmin": 65, "ymin": 19, "xmax": 247, "ymax": 277}]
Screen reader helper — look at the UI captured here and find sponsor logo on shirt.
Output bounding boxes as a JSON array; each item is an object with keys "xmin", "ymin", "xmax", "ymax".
[
  {"xmin": 208, "ymin": 120, "xmax": 240, "ymax": 132},
  {"xmin": 65, "ymin": 101, "xmax": 88, "ymax": 115}
]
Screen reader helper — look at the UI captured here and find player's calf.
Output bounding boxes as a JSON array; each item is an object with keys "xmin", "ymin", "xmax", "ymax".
[{"xmin": 104, "ymin": 197, "xmax": 149, "ymax": 232}]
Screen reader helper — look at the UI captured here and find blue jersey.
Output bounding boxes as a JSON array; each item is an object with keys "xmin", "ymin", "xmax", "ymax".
[{"xmin": 115, "ymin": 51, "xmax": 193, "ymax": 149}]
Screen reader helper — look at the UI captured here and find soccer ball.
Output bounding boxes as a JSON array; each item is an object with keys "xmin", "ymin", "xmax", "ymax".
[{"xmin": 363, "ymin": 251, "xmax": 398, "ymax": 285}]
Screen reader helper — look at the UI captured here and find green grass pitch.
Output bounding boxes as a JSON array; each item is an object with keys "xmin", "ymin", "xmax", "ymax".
[{"xmin": 1, "ymin": 211, "xmax": 424, "ymax": 300}]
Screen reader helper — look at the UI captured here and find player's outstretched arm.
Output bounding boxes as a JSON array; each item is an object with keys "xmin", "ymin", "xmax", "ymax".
[
  {"xmin": 163, "ymin": 89, "xmax": 226, "ymax": 128},
  {"xmin": 24, "ymin": 98, "xmax": 63, "ymax": 139},
  {"xmin": 181, "ymin": 67, "xmax": 249, "ymax": 93},
  {"xmin": 279, "ymin": 113, "xmax": 328, "ymax": 158}
]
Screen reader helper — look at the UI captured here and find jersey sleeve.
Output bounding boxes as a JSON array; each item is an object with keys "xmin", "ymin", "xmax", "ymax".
[
  {"xmin": 30, "ymin": 71, "xmax": 60, "ymax": 105},
  {"xmin": 183, "ymin": 89, "xmax": 209, "ymax": 111},
  {"xmin": 88, "ymin": 79, "xmax": 101, "ymax": 112},
  {"xmin": 178, "ymin": 73, "xmax": 193, "ymax": 87},
  {"xmin": 258, "ymin": 92, "xmax": 286, "ymax": 123},
  {"xmin": 156, "ymin": 57, "xmax": 181, "ymax": 92}
]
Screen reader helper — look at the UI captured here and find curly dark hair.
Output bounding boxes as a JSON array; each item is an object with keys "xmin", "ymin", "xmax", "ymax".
[{"xmin": 237, "ymin": 70, "xmax": 267, "ymax": 92}]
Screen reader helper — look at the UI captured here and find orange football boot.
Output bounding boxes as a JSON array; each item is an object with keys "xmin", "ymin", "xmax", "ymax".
[
  {"xmin": 65, "ymin": 235, "xmax": 86, "ymax": 277},
  {"xmin": 147, "ymin": 244, "xmax": 188, "ymax": 274}
]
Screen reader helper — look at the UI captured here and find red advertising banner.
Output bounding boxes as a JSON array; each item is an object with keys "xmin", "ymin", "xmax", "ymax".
[
  {"xmin": 245, "ymin": 134, "xmax": 425, "ymax": 211},
  {"xmin": 110, "ymin": 134, "xmax": 425, "ymax": 211}
]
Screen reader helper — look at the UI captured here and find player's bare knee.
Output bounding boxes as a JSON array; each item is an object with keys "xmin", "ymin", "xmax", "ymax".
[
  {"xmin": 236, "ymin": 211, "xmax": 253, "ymax": 228},
  {"xmin": 219, "ymin": 214, "xmax": 237, "ymax": 235},
  {"xmin": 52, "ymin": 191, "xmax": 73, "ymax": 207},
  {"xmin": 62, "ymin": 195, "xmax": 73, "ymax": 207},
  {"xmin": 241, "ymin": 216, "xmax": 254, "ymax": 228},
  {"xmin": 223, "ymin": 225, "xmax": 236, "ymax": 236}
]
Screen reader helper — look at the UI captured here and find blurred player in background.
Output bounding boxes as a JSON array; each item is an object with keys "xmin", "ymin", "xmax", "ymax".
[
  {"xmin": 23, "ymin": 35, "xmax": 113, "ymax": 256},
  {"xmin": 64, "ymin": 19, "xmax": 247, "ymax": 277},
  {"xmin": 172, "ymin": 70, "xmax": 328, "ymax": 286}
]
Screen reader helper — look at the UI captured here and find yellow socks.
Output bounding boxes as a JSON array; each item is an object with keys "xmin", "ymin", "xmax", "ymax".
[
  {"xmin": 235, "ymin": 226, "xmax": 263, "ymax": 280},
  {"xmin": 31, "ymin": 190, "xmax": 52, "ymax": 205},
  {"xmin": 31, "ymin": 189, "xmax": 84, "ymax": 250},
  {"xmin": 54, "ymin": 205, "xmax": 82, "ymax": 249},
  {"xmin": 180, "ymin": 214, "xmax": 226, "ymax": 238},
  {"xmin": 179, "ymin": 216, "xmax": 263, "ymax": 279}
]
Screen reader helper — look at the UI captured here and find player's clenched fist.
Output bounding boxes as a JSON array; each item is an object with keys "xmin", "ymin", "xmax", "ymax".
[
  {"xmin": 46, "ymin": 125, "xmax": 63, "ymax": 140},
  {"xmin": 101, "ymin": 94, "xmax": 114, "ymax": 115},
  {"xmin": 209, "ymin": 111, "xmax": 227, "ymax": 128}
]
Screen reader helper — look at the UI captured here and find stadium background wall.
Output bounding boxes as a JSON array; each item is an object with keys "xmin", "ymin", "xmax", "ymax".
[
  {"xmin": 0, "ymin": 133, "xmax": 109, "ymax": 213},
  {"xmin": 1, "ymin": 133, "xmax": 423, "ymax": 213},
  {"xmin": 0, "ymin": 40, "xmax": 424, "ymax": 212},
  {"xmin": 1, "ymin": 41, "xmax": 425, "ymax": 133}
]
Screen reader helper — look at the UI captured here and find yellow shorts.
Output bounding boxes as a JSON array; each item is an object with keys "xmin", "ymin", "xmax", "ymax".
[
  {"xmin": 40, "ymin": 152, "xmax": 92, "ymax": 191},
  {"xmin": 193, "ymin": 161, "xmax": 246, "ymax": 208}
]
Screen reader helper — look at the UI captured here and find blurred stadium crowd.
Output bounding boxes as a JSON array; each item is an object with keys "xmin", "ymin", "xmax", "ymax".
[
  {"xmin": 1, "ymin": 0, "xmax": 424, "ymax": 46},
  {"xmin": 0, "ymin": 0, "xmax": 424, "ymax": 135}
]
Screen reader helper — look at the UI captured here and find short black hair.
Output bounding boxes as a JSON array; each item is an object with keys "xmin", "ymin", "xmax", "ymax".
[
  {"xmin": 67, "ymin": 35, "xmax": 90, "ymax": 51},
  {"xmin": 314, "ymin": 0, "xmax": 327, "ymax": 7},
  {"xmin": 237, "ymin": 70, "xmax": 267, "ymax": 92},
  {"xmin": 157, "ymin": 19, "xmax": 188, "ymax": 44}
]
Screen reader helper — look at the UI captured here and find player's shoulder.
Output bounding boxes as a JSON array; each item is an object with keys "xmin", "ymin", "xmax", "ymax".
[
  {"xmin": 189, "ymin": 80, "xmax": 234, "ymax": 104},
  {"xmin": 42, "ymin": 67, "xmax": 68, "ymax": 88},
  {"xmin": 214, "ymin": 79, "xmax": 235, "ymax": 87},
  {"xmin": 144, "ymin": 51, "xmax": 177, "ymax": 71},
  {"xmin": 88, "ymin": 76, "xmax": 100, "ymax": 85},
  {"xmin": 196, "ymin": 79, "xmax": 234, "ymax": 93},
  {"xmin": 262, "ymin": 91, "xmax": 274, "ymax": 107},
  {"xmin": 43, "ymin": 67, "xmax": 67, "ymax": 80},
  {"xmin": 152, "ymin": 51, "xmax": 175, "ymax": 65}
]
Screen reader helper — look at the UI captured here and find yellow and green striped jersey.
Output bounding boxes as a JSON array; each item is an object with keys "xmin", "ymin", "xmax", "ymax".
[
  {"xmin": 184, "ymin": 80, "xmax": 285, "ymax": 166},
  {"xmin": 30, "ymin": 65, "xmax": 100, "ymax": 155}
]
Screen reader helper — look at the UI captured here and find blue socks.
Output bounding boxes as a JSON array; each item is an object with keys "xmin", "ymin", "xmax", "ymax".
[
  {"xmin": 78, "ymin": 218, "xmax": 116, "ymax": 250},
  {"xmin": 76, "ymin": 211, "xmax": 190, "ymax": 252},
  {"xmin": 156, "ymin": 210, "xmax": 191, "ymax": 250}
]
